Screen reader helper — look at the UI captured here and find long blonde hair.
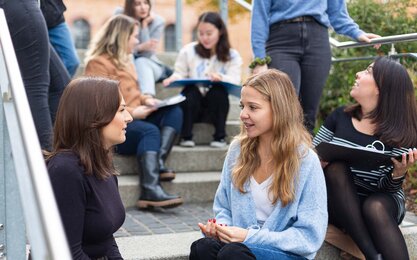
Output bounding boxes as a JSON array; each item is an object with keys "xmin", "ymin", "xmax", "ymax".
[
  {"xmin": 232, "ymin": 69, "xmax": 312, "ymax": 207},
  {"xmin": 85, "ymin": 14, "xmax": 138, "ymax": 69}
]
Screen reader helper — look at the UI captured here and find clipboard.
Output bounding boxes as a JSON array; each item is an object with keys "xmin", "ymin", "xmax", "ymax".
[
  {"xmin": 167, "ymin": 79, "xmax": 242, "ymax": 98},
  {"xmin": 315, "ymin": 141, "xmax": 399, "ymax": 168}
]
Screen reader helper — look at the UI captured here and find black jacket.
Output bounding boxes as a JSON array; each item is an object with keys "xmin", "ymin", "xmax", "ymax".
[{"xmin": 40, "ymin": 0, "xmax": 66, "ymax": 28}]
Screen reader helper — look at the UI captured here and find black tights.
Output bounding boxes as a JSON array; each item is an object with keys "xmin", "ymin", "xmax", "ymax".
[{"xmin": 324, "ymin": 162, "xmax": 409, "ymax": 260}]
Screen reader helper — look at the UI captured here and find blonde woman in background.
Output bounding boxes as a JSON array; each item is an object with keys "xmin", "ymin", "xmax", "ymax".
[{"xmin": 85, "ymin": 14, "xmax": 183, "ymax": 209}]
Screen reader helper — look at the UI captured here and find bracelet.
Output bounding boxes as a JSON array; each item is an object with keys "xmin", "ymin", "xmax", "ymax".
[
  {"xmin": 391, "ymin": 171, "xmax": 407, "ymax": 180},
  {"xmin": 249, "ymin": 56, "xmax": 271, "ymax": 69}
]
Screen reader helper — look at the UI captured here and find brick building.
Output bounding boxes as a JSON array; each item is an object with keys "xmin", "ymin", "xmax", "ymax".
[{"xmin": 64, "ymin": 0, "xmax": 252, "ymax": 76}]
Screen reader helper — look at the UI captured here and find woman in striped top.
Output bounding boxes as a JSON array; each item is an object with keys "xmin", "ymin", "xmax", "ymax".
[{"xmin": 313, "ymin": 57, "xmax": 417, "ymax": 260}]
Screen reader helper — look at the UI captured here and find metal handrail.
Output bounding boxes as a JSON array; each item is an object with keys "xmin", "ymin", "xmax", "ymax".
[
  {"xmin": 229, "ymin": 0, "xmax": 416, "ymax": 58},
  {"xmin": 234, "ymin": 0, "xmax": 251, "ymax": 11},
  {"xmin": 330, "ymin": 33, "xmax": 417, "ymax": 49},
  {"xmin": 234, "ymin": 0, "xmax": 252, "ymax": 12},
  {"xmin": 332, "ymin": 53, "xmax": 417, "ymax": 63},
  {"xmin": 0, "ymin": 8, "xmax": 71, "ymax": 260}
]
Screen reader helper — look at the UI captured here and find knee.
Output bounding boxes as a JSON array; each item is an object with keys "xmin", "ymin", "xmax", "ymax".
[
  {"xmin": 144, "ymin": 123, "xmax": 160, "ymax": 139},
  {"xmin": 167, "ymin": 105, "xmax": 183, "ymax": 119},
  {"xmin": 208, "ymin": 87, "xmax": 228, "ymax": 101},
  {"xmin": 131, "ymin": 120, "xmax": 160, "ymax": 139},
  {"xmin": 134, "ymin": 57, "xmax": 149, "ymax": 67},
  {"xmin": 181, "ymin": 97, "xmax": 199, "ymax": 110},
  {"xmin": 190, "ymin": 238, "xmax": 218, "ymax": 258},
  {"xmin": 218, "ymin": 242, "xmax": 252, "ymax": 260},
  {"xmin": 362, "ymin": 195, "xmax": 390, "ymax": 220}
]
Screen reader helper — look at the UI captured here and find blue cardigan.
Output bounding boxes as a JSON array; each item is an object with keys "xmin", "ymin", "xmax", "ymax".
[{"xmin": 213, "ymin": 140, "xmax": 328, "ymax": 259}]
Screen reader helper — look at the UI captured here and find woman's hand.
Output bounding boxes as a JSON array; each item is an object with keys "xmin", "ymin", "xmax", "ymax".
[
  {"xmin": 216, "ymin": 225, "xmax": 248, "ymax": 243},
  {"xmin": 142, "ymin": 13, "xmax": 154, "ymax": 28},
  {"xmin": 357, "ymin": 33, "xmax": 381, "ymax": 49},
  {"xmin": 132, "ymin": 105, "xmax": 156, "ymax": 119},
  {"xmin": 198, "ymin": 219, "xmax": 218, "ymax": 239},
  {"xmin": 252, "ymin": 64, "xmax": 268, "ymax": 75},
  {"xmin": 162, "ymin": 75, "xmax": 179, "ymax": 87},
  {"xmin": 143, "ymin": 97, "xmax": 160, "ymax": 107},
  {"xmin": 391, "ymin": 148, "xmax": 417, "ymax": 179},
  {"xmin": 208, "ymin": 72, "xmax": 222, "ymax": 82}
]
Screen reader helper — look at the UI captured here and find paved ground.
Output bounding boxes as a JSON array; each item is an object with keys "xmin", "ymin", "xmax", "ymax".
[
  {"xmin": 115, "ymin": 202, "xmax": 213, "ymax": 238},
  {"xmin": 115, "ymin": 202, "xmax": 417, "ymax": 238}
]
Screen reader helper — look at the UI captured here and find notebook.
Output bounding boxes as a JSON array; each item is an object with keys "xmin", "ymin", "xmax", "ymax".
[
  {"xmin": 154, "ymin": 94, "xmax": 186, "ymax": 108},
  {"xmin": 315, "ymin": 141, "xmax": 400, "ymax": 168}
]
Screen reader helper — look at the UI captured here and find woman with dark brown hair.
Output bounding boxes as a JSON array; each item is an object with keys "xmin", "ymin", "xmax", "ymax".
[
  {"xmin": 313, "ymin": 57, "xmax": 417, "ymax": 260},
  {"xmin": 47, "ymin": 77, "xmax": 132, "ymax": 259},
  {"xmin": 163, "ymin": 12, "xmax": 242, "ymax": 148},
  {"xmin": 122, "ymin": 0, "xmax": 171, "ymax": 96}
]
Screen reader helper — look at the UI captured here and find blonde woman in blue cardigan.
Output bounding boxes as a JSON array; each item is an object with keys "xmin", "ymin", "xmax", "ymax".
[{"xmin": 190, "ymin": 69, "xmax": 328, "ymax": 260}]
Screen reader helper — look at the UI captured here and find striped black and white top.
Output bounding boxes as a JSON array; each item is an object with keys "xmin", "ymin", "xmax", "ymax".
[{"xmin": 313, "ymin": 107, "xmax": 407, "ymax": 223}]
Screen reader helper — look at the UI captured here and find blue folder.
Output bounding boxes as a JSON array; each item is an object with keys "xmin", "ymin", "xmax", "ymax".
[{"xmin": 167, "ymin": 79, "xmax": 242, "ymax": 98}]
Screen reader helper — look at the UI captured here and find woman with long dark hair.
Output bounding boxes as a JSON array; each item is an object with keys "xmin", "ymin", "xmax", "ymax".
[
  {"xmin": 47, "ymin": 77, "xmax": 132, "ymax": 259},
  {"xmin": 313, "ymin": 57, "xmax": 417, "ymax": 260},
  {"xmin": 123, "ymin": 0, "xmax": 171, "ymax": 96},
  {"xmin": 163, "ymin": 12, "xmax": 242, "ymax": 148}
]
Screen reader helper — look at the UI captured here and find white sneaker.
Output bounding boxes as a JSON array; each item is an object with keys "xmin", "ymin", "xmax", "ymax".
[
  {"xmin": 210, "ymin": 139, "xmax": 227, "ymax": 148},
  {"xmin": 180, "ymin": 139, "xmax": 195, "ymax": 147}
]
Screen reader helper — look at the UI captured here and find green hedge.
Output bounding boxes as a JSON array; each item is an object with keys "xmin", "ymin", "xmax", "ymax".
[{"xmin": 318, "ymin": 0, "xmax": 417, "ymax": 127}]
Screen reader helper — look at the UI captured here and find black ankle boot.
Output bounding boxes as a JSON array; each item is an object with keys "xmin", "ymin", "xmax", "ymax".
[
  {"xmin": 159, "ymin": 126, "xmax": 177, "ymax": 181},
  {"xmin": 137, "ymin": 151, "xmax": 183, "ymax": 209}
]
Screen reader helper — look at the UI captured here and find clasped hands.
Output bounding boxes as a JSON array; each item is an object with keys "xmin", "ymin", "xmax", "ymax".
[{"xmin": 198, "ymin": 218, "xmax": 248, "ymax": 243}]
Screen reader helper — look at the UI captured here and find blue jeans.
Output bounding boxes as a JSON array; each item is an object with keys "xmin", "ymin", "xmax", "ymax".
[
  {"xmin": 116, "ymin": 105, "xmax": 182, "ymax": 156},
  {"xmin": 2, "ymin": 0, "xmax": 70, "ymax": 150},
  {"xmin": 190, "ymin": 237, "xmax": 306, "ymax": 260},
  {"xmin": 134, "ymin": 57, "xmax": 164, "ymax": 96},
  {"xmin": 266, "ymin": 19, "xmax": 332, "ymax": 133},
  {"xmin": 246, "ymin": 244, "xmax": 307, "ymax": 260},
  {"xmin": 48, "ymin": 22, "xmax": 80, "ymax": 77}
]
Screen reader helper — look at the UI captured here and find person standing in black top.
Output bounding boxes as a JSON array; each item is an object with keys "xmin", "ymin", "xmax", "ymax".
[
  {"xmin": 46, "ymin": 77, "xmax": 133, "ymax": 259},
  {"xmin": 313, "ymin": 57, "xmax": 417, "ymax": 260}
]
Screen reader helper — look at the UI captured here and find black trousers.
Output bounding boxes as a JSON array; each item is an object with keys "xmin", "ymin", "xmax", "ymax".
[
  {"xmin": 2, "ymin": 0, "xmax": 70, "ymax": 150},
  {"xmin": 267, "ymin": 20, "xmax": 331, "ymax": 133},
  {"xmin": 190, "ymin": 237, "xmax": 256, "ymax": 260},
  {"xmin": 180, "ymin": 85, "xmax": 229, "ymax": 141}
]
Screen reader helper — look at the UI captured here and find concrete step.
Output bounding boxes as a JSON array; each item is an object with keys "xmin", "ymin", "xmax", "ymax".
[
  {"xmin": 114, "ymin": 144, "xmax": 230, "ymax": 175},
  {"xmin": 118, "ymin": 172, "xmax": 221, "ymax": 208},
  {"xmin": 116, "ymin": 225, "xmax": 417, "ymax": 260}
]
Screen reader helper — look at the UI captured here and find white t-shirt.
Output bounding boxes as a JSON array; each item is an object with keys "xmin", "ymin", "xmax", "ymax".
[{"xmin": 250, "ymin": 175, "xmax": 275, "ymax": 224}]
